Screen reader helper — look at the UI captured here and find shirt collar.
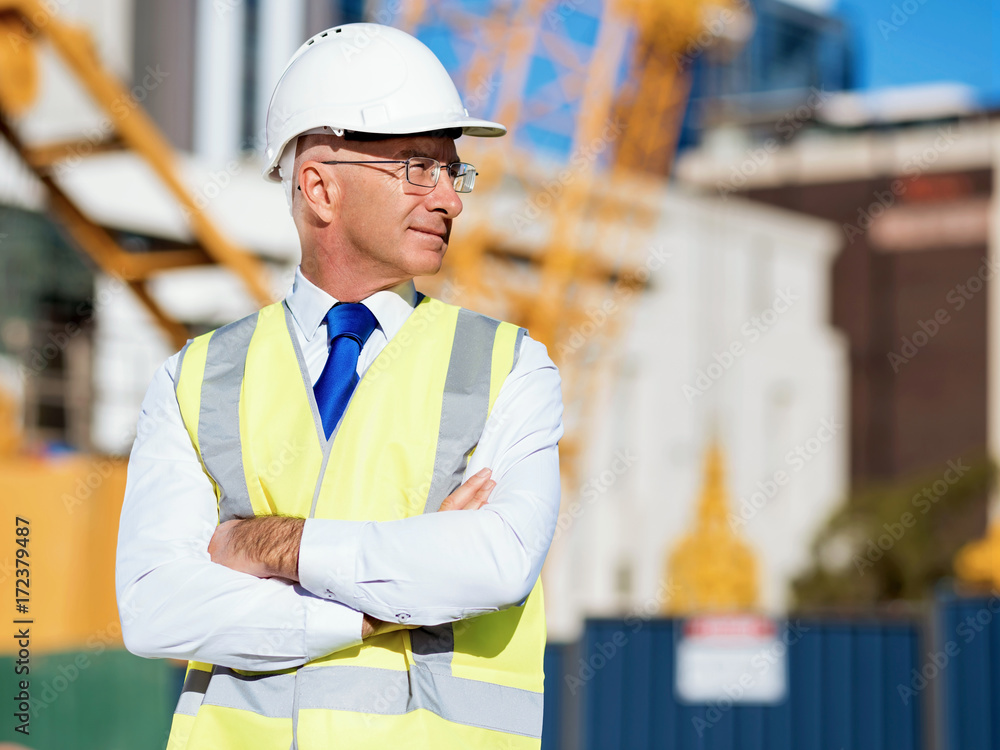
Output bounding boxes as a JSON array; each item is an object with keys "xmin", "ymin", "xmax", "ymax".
[{"xmin": 286, "ymin": 266, "xmax": 418, "ymax": 343}]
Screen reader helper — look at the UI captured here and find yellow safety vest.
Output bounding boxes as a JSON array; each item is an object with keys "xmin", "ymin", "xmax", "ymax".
[{"xmin": 166, "ymin": 296, "xmax": 546, "ymax": 750}]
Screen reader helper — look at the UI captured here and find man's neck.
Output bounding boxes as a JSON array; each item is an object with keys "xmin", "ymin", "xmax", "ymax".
[
  {"xmin": 300, "ymin": 261, "xmax": 411, "ymax": 303},
  {"xmin": 298, "ymin": 265, "xmax": 417, "ymax": 309}
]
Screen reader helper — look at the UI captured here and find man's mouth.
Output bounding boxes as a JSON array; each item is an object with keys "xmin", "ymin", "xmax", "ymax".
[{"xmin": 411, "ymin": 227, "xmax": 446, "ymax": 239}]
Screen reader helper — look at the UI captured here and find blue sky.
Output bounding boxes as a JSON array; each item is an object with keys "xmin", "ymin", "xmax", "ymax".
[{"xmin": 834, "ymin": 0, "xmax": 998, "ymax": 105}]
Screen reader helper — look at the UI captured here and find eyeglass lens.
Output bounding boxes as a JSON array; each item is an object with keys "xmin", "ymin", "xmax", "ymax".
[{"xmin": 405, "ymin": 157, "xmax": 476, "ymax": 193}]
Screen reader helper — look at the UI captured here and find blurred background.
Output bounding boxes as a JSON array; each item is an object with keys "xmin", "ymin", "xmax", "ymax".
[{"xmin": 0, "ymin": 0, "xmax": 997, "ymax": 747}]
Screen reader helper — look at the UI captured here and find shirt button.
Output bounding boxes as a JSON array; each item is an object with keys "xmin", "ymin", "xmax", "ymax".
[{"xmin": 396, "ymin": 613, "xmax": 411, "ymax": 623}]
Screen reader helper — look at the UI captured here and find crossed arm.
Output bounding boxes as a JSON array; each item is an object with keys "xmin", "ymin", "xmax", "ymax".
[
  {"xmin": 207, "ymin": 470, "xmax": 497, "ymax": 637},
  {"xmin": 115, "ymin": 336, "xmax": 563, "ymax": 671}
]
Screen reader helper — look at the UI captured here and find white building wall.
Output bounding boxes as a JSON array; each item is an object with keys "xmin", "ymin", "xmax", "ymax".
[
  {"xmin": 679, "ymin": 115, "xmax": 1000, "ymax": 526},
  {"xmin": 543, "ymin": 189, "xmax": 848, "ymax": 642},
  {"xmin": 255, "ymin": 0, "xmax": 307, "ymax": 148},
  {"xmin": 193, "ymin": 0, "xmax": 245, "ymax": 163},
  {"xmin": 89, "ymin": 274, "xmax": 173, "ymax": 454}
]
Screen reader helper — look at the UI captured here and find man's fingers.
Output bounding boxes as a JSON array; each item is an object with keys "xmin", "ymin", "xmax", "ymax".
[
  {"xmin": 452, "ymin": 478, "xmax": 495, "ymax": 511},
  {"xmin": 444, "ymin": 470, "xmax": 489, "ymax": 510},
  {"xmin": 207, "ymin": 519, "xmax": 239, "ymax": 562},
  {"xmin": 468, "ymin": 479, "xmax": 496, "ymax": 510},
  {"xmin": 439, "ymin": 468, "xmax": 492, "ymax": 511}
]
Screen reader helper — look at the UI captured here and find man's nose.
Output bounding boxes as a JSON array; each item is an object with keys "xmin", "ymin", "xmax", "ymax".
[{"xmin": 430, "ymin": 170, "xmax": 463, "ymax": 218}]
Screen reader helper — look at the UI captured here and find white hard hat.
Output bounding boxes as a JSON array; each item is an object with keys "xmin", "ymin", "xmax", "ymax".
[{"xmin": 262, "ymin": 23, "xmax": 506, "ymax": 184}]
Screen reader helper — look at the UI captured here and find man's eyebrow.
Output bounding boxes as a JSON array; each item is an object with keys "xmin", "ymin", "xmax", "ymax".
[{"xmin": 393, "ymin": 148, "xmax": 461, "ymax": 162}]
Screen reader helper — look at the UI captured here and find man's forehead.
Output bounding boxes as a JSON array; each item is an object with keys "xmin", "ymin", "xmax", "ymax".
[
  {"xmin": 389, "ymin": 135, "xmax": 460, "ymax": 161},
  {"xmin": 297, "ymin": 132, "xmax": 461, "ymax": 163},
  {"xmin": 336, "ymin": 133, "xmax": 458, "ymax": 159}
]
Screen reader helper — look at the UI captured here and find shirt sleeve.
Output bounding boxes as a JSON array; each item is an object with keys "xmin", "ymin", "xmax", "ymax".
[
  {"xmin": 115, "ymin": 354, "xmax": 366, "ymax": 671},
  {"xmin": 297, "ymin": 334, "xmax": 564, "ymax": 626}
]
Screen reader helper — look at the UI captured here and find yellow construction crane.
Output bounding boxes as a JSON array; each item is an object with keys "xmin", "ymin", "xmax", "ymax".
[
  {"xmin": 397, "ymin": 1, "xmax": 755, "ymax": 596},
  {"xmin": 0, "ymin": 0, "xmax": 273, "ymax": 350}
]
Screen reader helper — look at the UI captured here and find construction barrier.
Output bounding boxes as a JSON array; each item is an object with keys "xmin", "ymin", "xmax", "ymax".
[
  {"xmin": 937, "ymin": 587, "xmax": 1000, "ymax": 750},
  {"xmin": 543, "ymin": 616, "xmax": 923, "ymax": 750}
]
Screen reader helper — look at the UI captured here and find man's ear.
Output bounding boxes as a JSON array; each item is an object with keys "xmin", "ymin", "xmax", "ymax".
[{"xmin": 297, "ymin": 161, "xmax": 341, "ymax": 224}]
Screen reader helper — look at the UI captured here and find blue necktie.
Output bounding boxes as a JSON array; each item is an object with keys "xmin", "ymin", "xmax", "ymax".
[{"xmin": 314, "ymin": 302, "xmax": 378, "ymax": 439}]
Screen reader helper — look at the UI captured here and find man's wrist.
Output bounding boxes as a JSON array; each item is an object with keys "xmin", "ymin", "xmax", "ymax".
[
  {"xmin": 229, "ymin": 516, "xmax": 305, "ymax": 580},
  {"xmin": 362, "ymin": 613, "xmax": 415, "ymax": 639}
]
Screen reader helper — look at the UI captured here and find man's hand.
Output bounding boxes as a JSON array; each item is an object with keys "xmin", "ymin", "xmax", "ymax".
[
  {"xmin": 438, "ymin": 467, "xmax": 495, "ymax": 512},
  {"xmin": 361, "ymin": 468, "xmax": 496, "ymax": 638},
  {"xmin": 208, "ymin": 516, "xmax": 304, "ymax": 580}
]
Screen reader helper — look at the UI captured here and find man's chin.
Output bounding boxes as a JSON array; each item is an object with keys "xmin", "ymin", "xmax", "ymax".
[
  {"xmin": 414, "ymin": 256, "xmax": 446, "ymax": 278},
  {"xmin": 406, "ymin": 242, "xmax": 448, "ymax": 277}
]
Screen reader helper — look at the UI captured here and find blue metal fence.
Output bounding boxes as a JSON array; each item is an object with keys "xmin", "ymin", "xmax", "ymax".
[
  {"xmin": 543, "ymin": 616, "xmax": 922, "ymax": 750},
  {"xmin": 543, "ymin": 642, "xmax": 566, "ymax": 750},
  {"xmin": 937, "ymin": 589, "xmax": 1000, "ymax": 750}
]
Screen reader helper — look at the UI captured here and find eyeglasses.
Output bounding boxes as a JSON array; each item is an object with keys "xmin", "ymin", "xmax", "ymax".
[{"xmin": 319, "ymin": 156, "xmax": 478, "ymax": 193}]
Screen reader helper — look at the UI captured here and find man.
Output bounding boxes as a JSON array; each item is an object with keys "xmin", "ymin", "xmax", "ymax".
[{"xmin": 115, "ymin": 22, "xmax": 563, "ymax": 750}]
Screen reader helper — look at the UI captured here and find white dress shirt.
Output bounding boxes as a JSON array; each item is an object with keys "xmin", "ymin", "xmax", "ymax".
[{"xmin": 116, "ymin": 268, "xmax": 563, "ymax": 672}]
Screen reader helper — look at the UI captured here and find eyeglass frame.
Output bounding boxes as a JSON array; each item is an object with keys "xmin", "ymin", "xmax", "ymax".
[{"xmin": 316, "ymin": 156, "xmax": 478, "ymax": 193}]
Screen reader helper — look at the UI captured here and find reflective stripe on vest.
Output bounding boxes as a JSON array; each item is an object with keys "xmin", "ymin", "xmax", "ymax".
[
  {"xmin": 169, "ymin": 297, "xmax": 544, "ymax": 750},
  {"xmin": 174, "ymin": 661, "xmax": 542, "ymax": 737}
]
